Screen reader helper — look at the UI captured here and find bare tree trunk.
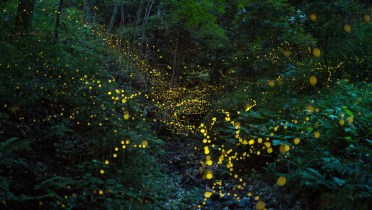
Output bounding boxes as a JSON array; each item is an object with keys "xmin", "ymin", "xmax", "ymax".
[
  {"xmin": 135, "ymin": 0, "xmax": 145, "ymax": 25},
  {"xmin": 157, "ymin": 4, "xmax": 161, "ymax": 19},
  {"xmin": 323, "ymin": 30, "xmax": 331, "ymax": 83},
  {"xmin": 107, "ymin": 3, "xmax": 119, "ymax": 33},
  {"xmin": 15, "ymin": 0, "xmax": 36, "ymax": 33},
  {"xmin": 120, "ymin": 3, "xmax": 126, "ymax": 28},
  {"xmin": 130, "ymin": 0, "xmax": 145, "ymax": 50},
  {"xmin": 170, "ymin": 28, "xmax": 181, "ymax": 87},
  {"xmin": 83, "ymin": 0, "xmax": 91, "ymax": 23},
  {"xmin": 140, "ymin": 0, "xmax": 154, "ymax": 55},
  {"xmin": 54, "ymin": 0, "xmax": 64, "ymax": 43}
]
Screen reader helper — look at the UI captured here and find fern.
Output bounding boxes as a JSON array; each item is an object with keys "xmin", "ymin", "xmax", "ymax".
[
  {"xmin": 0, "ymin": 137, "xmax": 31, "ymax": 152},
  {"xmin": 321, "ymin": 157, "xmax": 354, "ymax": 176},
  {"xmin": 0, "ymin": 137, "xmax": 32, "ymax": 166},
  {"xmin": 34, "ymin": 176, "xmax": 75, "ymax": 190},
  {"xmin": 0, "ymin": 176, "xmax": 10, "ymax": 192}
]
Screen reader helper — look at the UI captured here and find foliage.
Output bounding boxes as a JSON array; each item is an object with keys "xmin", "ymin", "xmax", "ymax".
[
  {"xmin": 1, "ymin": 0, "xmax": 371, "ymax": 209},
  {"xmin": 262, "ymin": 81, "xmax": 372, "ymax": 209},
  {"xmin": 0, "ymin": 1, "xmax": 199, "ymax": 209},
  {"xmin": 200, "ymin": 79, "xmax": 371, "ymax": 209}
]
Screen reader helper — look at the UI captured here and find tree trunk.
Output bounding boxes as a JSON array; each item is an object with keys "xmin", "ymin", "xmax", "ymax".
[
  {"xmin": 130, "ymin": 0, "xmax": 145, "ymax": 50},
  {"xmin": 135, "ymin": 0, "xmax": 145, "ymax": 25},
  {"xmin": 170, "ymin": 28, "xmax": 181, "ymax": 87},
  {"xmin": 54, "ymin": 0, "xmax": 64, "ymax": 44},
  {"xmin": 15, "ymin": 0, "xmax": 36, "ymax": 33},
  {"xmin": 324, "ymin": 31, "xmax": 330, "ymax": 82},
  {"xmin": 83, "ymin": 0, "xmax": 91, "ymax": 23},
  {"xmin": 140, "ymin": 0, "xmax": 154, "ymax": 55},
  {"xmin": 120, "ymin": 3, "xmax": 126, "ymax": 28},
  {"xmin": 107, "ymin": 3, "xmax": 119, "ymax": 33}
]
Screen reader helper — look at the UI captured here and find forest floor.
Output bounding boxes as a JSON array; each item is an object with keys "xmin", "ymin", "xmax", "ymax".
[{"xmin": 159, "ymin": 136, "xmax": 299, "ymax": 210}]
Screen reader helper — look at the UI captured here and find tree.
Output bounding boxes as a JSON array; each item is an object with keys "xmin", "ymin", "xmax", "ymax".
[
  {"xmin": 54, "ymin": 0, "xmax": 64, "ymax": 43},
  {"xmin": 107, "ymin": 2, "xmax": 119, "ymax": 33},
  {"xmin": 301, "ymin": 0, "xmax": 367, "ymax": 80},
  {"xmin": 231, "ymin": 0, "xmax": 314, "ymax": 82},
  {"xmin": 15, "ymin": 0, "xmax": 36, "ymax": 33},
  {"xmin": 83, "ymin": 0, "xmax": 92, "ymax": 23},
  {"xmin": 155, "ymin": 0, "xmax": 227, "ymax": 86}
]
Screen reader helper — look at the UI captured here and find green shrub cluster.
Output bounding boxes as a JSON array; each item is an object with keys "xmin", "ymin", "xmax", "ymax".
[
  {"xmin": 0, "ymin": 2, "xmax": 198, "ymax": 209},
  {"xmin": 197, "ymin": 79, "xmax": 371, "ymax": 209}
]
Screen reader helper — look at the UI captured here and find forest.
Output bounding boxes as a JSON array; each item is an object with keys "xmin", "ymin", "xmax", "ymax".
[{"xmin": 0, "ymin": 0, "xmax": 371, "ymax": 209}]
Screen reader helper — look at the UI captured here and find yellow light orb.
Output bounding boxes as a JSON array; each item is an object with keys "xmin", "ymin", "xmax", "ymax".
[
  {"xmin": 257, "ymin": 138, "xmax": 263, "ymax": 143},
  {"xmin": 283, "ymin": 50, "xmax": 291, "ymax": 57},
  {"xmin": 310, "ymin": 14, "xmax": 317, "ymax": 21},
  {"xmin": 309, "ymin": 76, "xmax": 317, "ymax": 86},
  {"xmin": 204, "ymin": 191, "xmax": 213, "ymax": 198},
  {"xmin": 344, "ymin": 24, "xmax": 351, "ymax": 33},
  {"xmin": 339, "ymin": 118, "xmax": 345, "ymax": 126},
  {"xmin": 314, "ymin": 131, "xmax": 320, "ymax": 139},
  {"xmin": 234, "ymin": 122, "xmax": 241, "ymax": 129},
  {"xmin": 268, "ymin": 80, "xmax": 275, "ymax": 87},
  {"xmin": 313, "ymin": 48, "xmax": 321, "ymax": 57},
  {"xmin": 141, "ymin": 140, "xmax": 148, "ymax": 148},
  {"xmin": 364, "ymin": 15, "xmax": 371, "ymax": 22},
  {"xmin": 206, "ymin": 160, "xmax": 213, "ymax": 166},
  {"xmin": 294, "ymin": 137, "xmax": 300, "ymax": 145},
  {"xmin": 206, "ymin": 173, "xmax": 213, "ymax": 179},
  {"xmin": 256, "ymin": 201, "xmax": 266, "ymax": 210},
  {"xmin": 277, "ymin": 176, "xmax": 287, "ymax": 186},
  {"xmin": 279, "ymin": 145, "xmax": 290, "ymax": 153},
  {"xmin": 264, "ymin": 142, "xmax": 271, "ymax": 147}
]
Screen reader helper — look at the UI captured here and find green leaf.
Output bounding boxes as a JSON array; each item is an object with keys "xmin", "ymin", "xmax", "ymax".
[
  {"xmin": 344, "ymin": 136, "xmax": 353, "ymax": 142},
  {"xmin": 332, "ymin": 177, "xmax": 345, "ymax": 186},
  {"xmin": 341, "ymin": 106, "xmax": 354, "ymax": 118},
  {"xmin": 272, "ymin": 140, "xmax": 283, "ymax": 146}
]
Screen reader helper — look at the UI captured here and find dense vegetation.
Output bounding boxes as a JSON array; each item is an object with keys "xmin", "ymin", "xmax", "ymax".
[{"xmin": 0, "ymin": 0, "xmax": 371, "ymax": 209}]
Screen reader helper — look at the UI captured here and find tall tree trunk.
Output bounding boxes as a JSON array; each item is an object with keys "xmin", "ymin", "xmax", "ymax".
[
  {"xmin": 15, "ymin": 0, "xmax": 36, "ymax": 33},
  {"xmin": 170, "ymin": 28, "xmax": 181, "ymax": 87},
  {"xmin": 107, "ymin": 3, "xmax": 119, "ymax": 33},
  {"xmin": 324, "ymin": 31, "xmax": 330, "ymax": 82},
  {"xmin": 83, "ymin": 0, "xmax": 91, "ymax": 23},
  {"xmin": 130, "ymin": 0, "xmax": 145, "ymax": 50},
  {"xmin": 54, "ymin": 0, "xmax": 64, "ymax": 44},
  {"xmin": 135, "ymin": 0, "xmax": 145, "ymax": 25},
  {"xmin": 140, "ymin": 0, "xmax": 154, "ymax": 55},
  {"xmin": 120, "ymin": 3, "xmax": 126, "ymax": 28}
]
